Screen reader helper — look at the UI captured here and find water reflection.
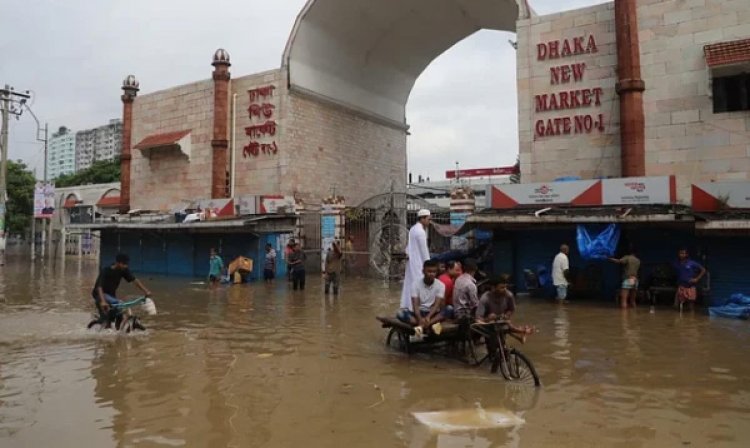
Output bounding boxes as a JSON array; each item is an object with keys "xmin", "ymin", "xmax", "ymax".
[{"xmin": 0, "ymin": 257, "xmax": 749, "ymax": 447}]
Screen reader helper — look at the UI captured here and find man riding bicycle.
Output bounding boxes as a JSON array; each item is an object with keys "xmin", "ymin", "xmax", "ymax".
[{"xmin": 92, "ymin": 253, "xmax": 152, "ymax": 326}]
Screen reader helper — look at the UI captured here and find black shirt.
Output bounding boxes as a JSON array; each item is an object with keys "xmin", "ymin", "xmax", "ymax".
[{"xmin": 92, "ymin": 265, "xmax": 136, "ymax": 298}]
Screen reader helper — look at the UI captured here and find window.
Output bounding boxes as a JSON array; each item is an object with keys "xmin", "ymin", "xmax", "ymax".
[{"xmin": 712, "ymin": 72, "xmax": 750, "ymax": 113}]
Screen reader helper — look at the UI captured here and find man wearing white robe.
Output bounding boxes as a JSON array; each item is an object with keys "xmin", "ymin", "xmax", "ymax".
[{"xmin": 400, "ymin": 209, "xmax": 432, "ymax": 309}]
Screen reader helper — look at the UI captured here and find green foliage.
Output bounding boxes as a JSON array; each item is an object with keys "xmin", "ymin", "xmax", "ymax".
[
  {"xmin": 510, "ymin": 155, "xmax": 521, "ymax": 184},
  {"xmin": 55, "ymin": 157, "xmax": 120, "ymax": 187},
  {"xmin": 6, "ymin": 160, "xmax": 36, "ymax": 235}
]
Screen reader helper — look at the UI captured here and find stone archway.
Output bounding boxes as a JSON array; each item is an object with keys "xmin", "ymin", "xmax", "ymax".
[{"xmin": 283, "ymin": 0, "xmax": 532, "ymax": 126}]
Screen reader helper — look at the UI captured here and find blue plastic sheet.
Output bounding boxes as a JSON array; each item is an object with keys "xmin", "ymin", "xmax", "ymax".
[
  {"xmin": 576, "ymin": 224, "xmax": 620, "ymax": 261},
  {"xmin": 709, "ymin": 293, "xmax": 750, "ymax": 319}
]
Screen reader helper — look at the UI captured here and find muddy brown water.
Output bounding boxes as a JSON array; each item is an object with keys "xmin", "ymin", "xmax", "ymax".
[{"xmin": 1, "ymin": 257, "xmax": 749, "ymax": 447}]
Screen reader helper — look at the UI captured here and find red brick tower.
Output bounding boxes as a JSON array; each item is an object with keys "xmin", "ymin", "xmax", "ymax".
[
  {"xmin": 615, "ymin": 0, "xmax": 646, "ymax": 177},
  {"xmin": 211, "ymin": 49, "xmax": 231, "ymax": 198},
  {"xmin": 120, "ymin": 75, "xmax": 139, "ymax": 214}
]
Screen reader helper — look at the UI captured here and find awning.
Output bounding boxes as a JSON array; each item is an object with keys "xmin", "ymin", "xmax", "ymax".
[
  {"xmin": 64, "ymin": 199, "xmax": 78, "ymax": 208},
  {"xmin": 134, "ymin": 130, "xmax": 191, "ymax": 160},
  {"xmin": 704, "ymin": 38, "xmax": 750, "ymax": 67},
  {"xmin": 97, "ymin": 196, "xmax": 121, "ymax": 207},
  {"xmin": 463, "ymin": 205, "xmax": 694, "ymax": 230},
  {"xmin": 67, "ymin": 214, "xmax": 297, "ymax": 234}
]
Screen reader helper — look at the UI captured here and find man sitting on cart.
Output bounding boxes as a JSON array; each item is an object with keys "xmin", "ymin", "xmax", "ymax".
[
  {"xmin": 397, "ymin": 259, "xmax": 454, "ymax": 332},
  {"xmin": 476, "ymin": 274, "xmax": 534, "ymax": 338}
]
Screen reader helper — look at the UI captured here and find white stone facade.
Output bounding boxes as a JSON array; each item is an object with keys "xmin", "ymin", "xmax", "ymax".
[
  {"xmin": 129, "ymin": 69, "xmax": 406, "ymax": 211},
  {"xmin": 517, "ymin": 0, "xmax": 750, "ymax": 201}
]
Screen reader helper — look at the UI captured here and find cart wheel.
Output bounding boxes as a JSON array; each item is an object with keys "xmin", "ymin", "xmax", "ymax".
[{"xmin": 505, "ymin": 349, "xmax": 541, "ymax": 387}]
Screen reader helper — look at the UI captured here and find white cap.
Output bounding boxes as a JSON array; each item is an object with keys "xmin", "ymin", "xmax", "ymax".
[{"xmin": 417, "ymin": 209, "xmax": 431, "ymax": 218}]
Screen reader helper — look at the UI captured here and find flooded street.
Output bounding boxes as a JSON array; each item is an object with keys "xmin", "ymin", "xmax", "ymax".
[{"xmin": 1, "ymin": 257, "xmax": 749, "ymax": 447}]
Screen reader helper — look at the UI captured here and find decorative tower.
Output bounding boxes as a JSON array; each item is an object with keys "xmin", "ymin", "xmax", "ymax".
[
  {"xmin": 211, "ymin": 49, "xmax": 231, "ymax": 198},
  {"xmin": 120, "ymin": 75, "xmax": 139, "ymax": 214}
]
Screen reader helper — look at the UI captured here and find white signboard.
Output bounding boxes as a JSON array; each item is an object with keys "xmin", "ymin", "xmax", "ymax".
[
  {"xmin": 260, "ymin": 196, "xmax": 296, "ymax": 214},
  {"xmin": 235, "ymin": 195, "xmax": 258, "ymax": 215},
  {"xmin": 602, "ymin": 176, "xmax": 674, "ymax": 205},
  {"xmin": 489, "ymin": 180, "xmax": 599, "ymax": 208},
  {"xmin": 693, "ymin": 182, "xmax": 750, "ymax": 210},
  {"xmin": 489, "ymin": 176, "xmax": 676, "ymax": 208}
]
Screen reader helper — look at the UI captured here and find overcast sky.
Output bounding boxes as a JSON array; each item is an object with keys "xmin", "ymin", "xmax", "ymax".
[{"xmin": 1, "ymin": 0, "xmax": 606, "ymax": 181}]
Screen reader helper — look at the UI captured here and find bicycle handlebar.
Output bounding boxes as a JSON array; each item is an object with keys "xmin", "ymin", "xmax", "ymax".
[{"xmin": 113, "ymin": 296, "xmax": 149, "ymax": 309}]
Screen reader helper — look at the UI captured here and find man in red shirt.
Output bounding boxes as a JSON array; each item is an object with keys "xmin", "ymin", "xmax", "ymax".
[{"xmin": 438, "ymin": 260, "xmax": 462, "ymax": 307}]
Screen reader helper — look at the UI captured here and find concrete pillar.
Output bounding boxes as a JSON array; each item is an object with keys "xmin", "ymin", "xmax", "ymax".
[
  {"xmin": 450, "ymin": 186, "xmax": 475, "ymax": 251},
  {"xmin": 211, "ymin": 49, "xmax": 231, "ymax": 199},
  {"xmin": 615, "ymin": 0, "xmax": 646, "ymax": 177},
  {"xmin": 120, "ymin": 75, "xmax": 139, "ymax": 214}
]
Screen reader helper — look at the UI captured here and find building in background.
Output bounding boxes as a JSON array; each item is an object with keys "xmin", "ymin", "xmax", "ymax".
[
  {"xmin": 75, "ymin": 119, "xmax": 122, "ymax": 171},
  {"xmin": 47, "ymin": 126, "xmax": 76, "ymax": 179}
]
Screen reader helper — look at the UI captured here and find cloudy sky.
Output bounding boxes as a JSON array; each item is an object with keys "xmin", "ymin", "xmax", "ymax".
[{"xmin": 1, "ymin": 0, "xmax": 606, "ymax": 181}]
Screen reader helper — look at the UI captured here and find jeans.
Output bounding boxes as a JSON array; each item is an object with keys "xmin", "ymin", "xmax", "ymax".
[
  {"xmin": 92, "ymin": 293, "xmax": 122, "ymax": 324},
  {"xmin": 292, "ymin": 269, "xmax": 306, "ymax": 290},
  {"xmin": 325, "ymin": 272, "xmax": 340, "ymax": 294},
  {"xmin": 555, "ymin": 285, "xmax": 568, "ymax": 300}
]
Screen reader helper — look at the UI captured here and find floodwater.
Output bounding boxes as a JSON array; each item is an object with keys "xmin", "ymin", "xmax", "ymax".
[{"xmin": 1, "ymin": 257, "xmax": 749, "ymax": 448}]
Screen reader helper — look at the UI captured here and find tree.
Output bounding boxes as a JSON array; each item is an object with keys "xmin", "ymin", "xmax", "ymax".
[
  {"xmin": 6, "ymin": 160, "xmax": 36, "ymax": 235},
  {"xmin": 55, "ymin": 157, "xmax": 120, "ymax": 187},
  {"xmin": 510, "ymin": 155, "xmax": 521, "ymax": 184}
]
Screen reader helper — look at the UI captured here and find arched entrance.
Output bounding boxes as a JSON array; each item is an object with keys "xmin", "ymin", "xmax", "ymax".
[{"xmin": 283, "ymin": 0, "xmax": 531, "ymax": 126}]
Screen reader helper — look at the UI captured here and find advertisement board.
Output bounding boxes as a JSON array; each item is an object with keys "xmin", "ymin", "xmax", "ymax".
[
  {"xmin": 489, "ymin": 176, "xmax": 676, "ymax": 209},
  {"xmin": 692, "ymin": 182, "xmax": 750, "ymax": 211},
  {"xmin": 34, "ymin": 182, "xmax": 55, "ymax": 219},
  {"xmin": 602, "ymin": 176, "xmax": 675, "ymax": 205},
  {"xmin": 259, "ymin": 196, "xmax": 296, "ymax": 214},
  {"xmin": 488, "ymin": 180, "xmax": 599, "ymax": 208}
]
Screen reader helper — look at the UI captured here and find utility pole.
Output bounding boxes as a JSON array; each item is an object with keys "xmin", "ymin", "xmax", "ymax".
[
  {"xmin": 0, "ymin": 85, "xmax": 31, "ymax": 265},
  {"xmin": 25, "ymin": 106, "xmax": 49, "ymax": 259}
]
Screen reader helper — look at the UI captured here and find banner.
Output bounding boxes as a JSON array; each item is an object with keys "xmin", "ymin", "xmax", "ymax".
[
  {"xmin": 34, "ymin": 182, "xmax": 55, "ymax": 219},
  {"xmin": 489, "ymin": 176, "xmax": 676, "ymax": 208},
  {"xmin": 692, "ymin": 182, "xmax": 750, "ymax": 211}
]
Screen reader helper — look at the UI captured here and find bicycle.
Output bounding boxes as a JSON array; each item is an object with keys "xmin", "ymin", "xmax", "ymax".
[
  {"xmin": 470, "ymin": 321, "xmax": 541, "ymax": 387},
  {"xmin": 87, "ymin": 296, "xmax": 156, "ymax": 333}
]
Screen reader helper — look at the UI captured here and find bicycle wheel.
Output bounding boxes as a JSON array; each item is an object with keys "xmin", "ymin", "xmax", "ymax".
[
  {"xmin": 505, "ymin": 349, "xmax": 541, "ymax": 387},
  {"xmin": 87, "ymin": 319, "xmax": 105, "ymax": 331}
]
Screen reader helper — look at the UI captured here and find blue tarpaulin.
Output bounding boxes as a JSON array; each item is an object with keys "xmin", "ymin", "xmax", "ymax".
[
  {"xmin": 709, "ymin": 293, "xmax": 750, "ymax": 319},
  {"xmin": 576, "ymin": 224, "xmax": 620, "ymax": 261}
]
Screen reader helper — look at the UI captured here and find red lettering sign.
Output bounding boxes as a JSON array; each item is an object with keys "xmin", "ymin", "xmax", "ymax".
[
  {"xmin": 537, "ymin": 35, "xmax": 598, "ymax": 61},
  {"xmin": 445, "ymin": 166, "xmax": 519, "ymax": 179},
  {"xmin": 245, "ymin": 85, "xmax": 280, "ymax": 155}
]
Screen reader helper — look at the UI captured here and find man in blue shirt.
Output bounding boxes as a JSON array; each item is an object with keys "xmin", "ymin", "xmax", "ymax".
[{"xmin": 674, "ymin": 248, "xmax": 706, "ymax": 311}]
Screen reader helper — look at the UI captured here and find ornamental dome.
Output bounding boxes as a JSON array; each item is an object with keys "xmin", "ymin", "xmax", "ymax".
[{"xmin": 212, "ymin": 48, "xmax": 231, "ymax": 65}]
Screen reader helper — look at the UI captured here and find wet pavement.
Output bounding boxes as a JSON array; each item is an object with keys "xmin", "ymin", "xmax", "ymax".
[{"xmin": 1, "ymin": 256, "xmax": 749, "ymax": 447}]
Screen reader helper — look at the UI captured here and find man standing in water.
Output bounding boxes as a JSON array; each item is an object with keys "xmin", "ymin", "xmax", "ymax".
[
  {"xmin": 208, "ymin": 248, "xmax": 224, "ymax": 287},
  {"xmin": 324, "ymin": 240, "xmax": 343, "ymax": 295},
  {"xmin": 608, "ymin": 246, "xmax": 641, "ymax": 309},
  {"xmin": 552, "ymin": 244, "xmax": 570, "ymax": 303},
  {"xmin": 674, "ymin": 248, "xmax": 706, "ymax": 311},
  {"xmin": 400, "ymin": 209, "xmax": 432, "ymax": 311},
  {"xmin": 289, "ymin": 242, "xmax": 307, "ymax": 291},
  {"xmin": 92, "ymin": 253, "xmax": 151, "ymax": 320},
  {"xmin": 263, "ymin": 243, "xmax": 276, "ymax": 283}
]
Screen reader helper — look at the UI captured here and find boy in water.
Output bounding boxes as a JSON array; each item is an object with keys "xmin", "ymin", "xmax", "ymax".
[{"xmin": 208, "ymin": 248, "xmax": 224, "ymax": 286}]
